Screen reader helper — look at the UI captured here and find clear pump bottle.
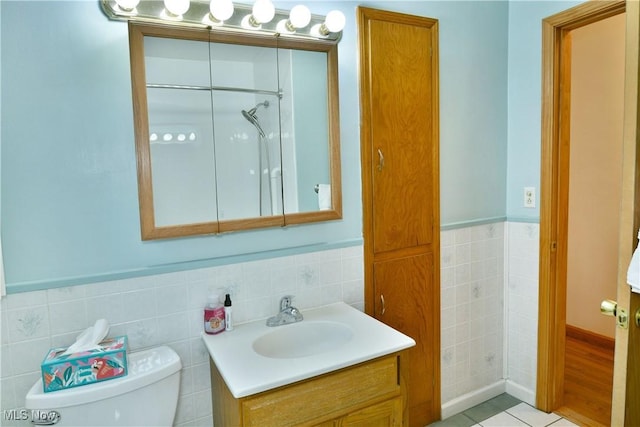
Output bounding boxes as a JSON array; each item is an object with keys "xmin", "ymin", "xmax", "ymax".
[{"xmin": 224, "ymin": 294, "xmax": 233, "ymax": 331}]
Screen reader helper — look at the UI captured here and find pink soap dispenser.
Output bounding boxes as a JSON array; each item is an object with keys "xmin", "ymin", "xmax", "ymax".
[{"xmin": 204, "ymin": 294, "xmax": 225, "ymax": 335}]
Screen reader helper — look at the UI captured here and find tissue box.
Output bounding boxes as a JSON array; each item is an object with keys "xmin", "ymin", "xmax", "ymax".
[{"xmin": 41, "ymin": 336, "xmax": 128, "ymax": 393}]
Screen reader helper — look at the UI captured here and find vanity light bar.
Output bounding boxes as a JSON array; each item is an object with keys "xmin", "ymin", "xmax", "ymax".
[
  {"xmin": 100, "ymin": 0, "xmax": 344, "ymax": 42},
  {"xmin": 150, "ymin": 131, "xmax": 198, "ymax": 144}
]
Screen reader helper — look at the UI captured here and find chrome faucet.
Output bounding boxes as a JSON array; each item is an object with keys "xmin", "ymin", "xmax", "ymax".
[{"xmin": 266, "ymin": 295, "xmax": 303, "ymax": 327}]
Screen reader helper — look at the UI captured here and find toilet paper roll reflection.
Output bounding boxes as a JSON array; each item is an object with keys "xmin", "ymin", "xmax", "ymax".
[{"xmin": 317, "ymin": 184, "xmax": 331, "ymax": 210}]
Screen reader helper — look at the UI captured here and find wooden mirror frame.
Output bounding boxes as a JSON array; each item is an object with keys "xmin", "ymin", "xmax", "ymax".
[{"xmin": 128, "ymin": 23, "xmax": 342, "ymax": 240}]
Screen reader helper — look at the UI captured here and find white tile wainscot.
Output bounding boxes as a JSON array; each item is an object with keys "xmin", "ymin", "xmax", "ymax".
[
  {"xmin": 1, "ymin": 222, "xmax": 541, "ymax": 426},
  {"xmin": 440, "ymin": 222, "xmax": 507, "ymax": 418},
  {"xmin": 505, "ymin": 222, "xmax": 540, "ymax": 405},
  {"xmin": 439, "ymin": 221, "xmax": 540, "ymax": 417},
  {"xmin": 0, "ymin": 246, "xmax": 364, "ymax": 427}
]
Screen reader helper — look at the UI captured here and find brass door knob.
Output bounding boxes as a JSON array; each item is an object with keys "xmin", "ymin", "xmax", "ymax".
[
  {"xmin": 601, "ymin": 299, "xmax": 629, "ymax": 328},
  {"xmin": 600, "ymin": 299, "xmax": 617, "ymax": 317}
]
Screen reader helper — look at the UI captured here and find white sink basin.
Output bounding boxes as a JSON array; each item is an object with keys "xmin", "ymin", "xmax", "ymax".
[
  {"xmin": 252, "ymin": 321, "xmax": 353, "ymax": 359},
  {"xmin": 201, "ymin": 302, "xmax": 416, "ymax": 398}
]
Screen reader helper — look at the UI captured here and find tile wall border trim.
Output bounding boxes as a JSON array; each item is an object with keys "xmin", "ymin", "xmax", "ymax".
[
  {"xmin": 6, "ymin": 237, "xmax": 364, "ymax": 295},
  {"xmin": 441, "ymin": 216, "xmax": 507, "ymax": 231},
  {"xmin": 505, "ymin": 216, "xmax": 540, "ymax": 224},
  {"xmin": 441, "ymin": 217, "xmax": 540, "ymax": 231}
]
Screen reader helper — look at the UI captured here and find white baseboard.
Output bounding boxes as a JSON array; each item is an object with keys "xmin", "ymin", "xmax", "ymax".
[
  {"xmin": 505, "ymin": 380, "xmax": 535, "ymax": 406},
  {"xmin": 441, "ymin": 380, "xmax": 507, "ymax": 420}
]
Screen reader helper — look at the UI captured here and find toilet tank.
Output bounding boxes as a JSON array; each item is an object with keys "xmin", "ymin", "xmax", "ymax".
[{"xmin": 25, "ymin": 346, "xmax": 182, "ymax": 427}]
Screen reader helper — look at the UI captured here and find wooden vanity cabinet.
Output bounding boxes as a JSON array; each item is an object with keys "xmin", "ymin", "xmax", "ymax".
[
  {"xmin": 209, "ymin": 352, "xmax": 408, "ymax": 427},
  {"xmin": 332, "ymin": 398, "xmax": 403, "ymax": 427}
]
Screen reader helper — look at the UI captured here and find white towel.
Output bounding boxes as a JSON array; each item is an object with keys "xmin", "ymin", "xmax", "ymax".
[
  {"xmin": 317, "ymin": 184, "xmax": 331, "ymax": 210},
  {"xmin": 627, "ymin": 230, "xmax": 640, "ymax": 294},
  {"xmin": 0, "ymin": 232, "xmax": 5, "ymax": 299}
]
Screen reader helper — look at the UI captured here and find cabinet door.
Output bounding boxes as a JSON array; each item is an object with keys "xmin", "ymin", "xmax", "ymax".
[
  {"xmin": 374, "ymin": 254, "xmax": 437, "ymax": 425},
  {"xmin": 337, "ymin": 398, "xmax": 403, "ymax": 427},
  {"xmin": 241, "ymin": 355, "xmax": 399, "ymax": 426},
  {"xmin": 365, "ymin": 20, "xmax": 436, "ymax": 255}
]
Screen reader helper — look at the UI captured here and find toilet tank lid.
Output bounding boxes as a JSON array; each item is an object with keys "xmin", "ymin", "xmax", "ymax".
[{"xmin": 25, "ymin": 345, "xmax": 182, "ymax": 409}]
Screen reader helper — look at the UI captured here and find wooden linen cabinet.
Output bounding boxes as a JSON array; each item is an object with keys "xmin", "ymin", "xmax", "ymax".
[{"xmin": 358, "ymin": 7, "xmax": 441, "ymax": 427}]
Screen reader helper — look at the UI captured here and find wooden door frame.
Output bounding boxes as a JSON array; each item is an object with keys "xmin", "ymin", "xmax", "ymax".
[
  {"xmin": 536, "ymin": 0, "xmax": 628, "ymax": 419},
  {"xmin": 617, "ymin": 2, "xmax": 640, "ymax": 423}
]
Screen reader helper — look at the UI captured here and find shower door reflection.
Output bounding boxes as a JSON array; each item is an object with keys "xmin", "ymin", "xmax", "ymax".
[
  {"xmin": 144, "ymin": 35, "xmax": 219, "ymax": 229},
  {"xmin": 212, "ymin": 91, "xmax": 283, "ymax": 220},
  {"xmin": 148, "ymin": 88, "xmax": 218, "ymax": 227},
  {"xmin": 210, "ymin": 41, "xmax": 284, "ymax": 222}
]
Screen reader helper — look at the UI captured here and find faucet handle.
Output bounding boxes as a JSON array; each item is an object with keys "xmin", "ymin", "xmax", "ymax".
[{"xmin": 280, "ymin": 295, "xmax": 293, "ymax": 311}]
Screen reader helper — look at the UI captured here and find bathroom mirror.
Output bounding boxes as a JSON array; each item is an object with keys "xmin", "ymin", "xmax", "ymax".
[{"xmin": 129, "ymin": 23, "xmax": 342, "ymax": 240}]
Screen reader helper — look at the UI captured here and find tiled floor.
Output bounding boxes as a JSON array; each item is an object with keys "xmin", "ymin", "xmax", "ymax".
[{"xmin": 428, "ymin": 394, "xmax": 579, "ymax": 427}]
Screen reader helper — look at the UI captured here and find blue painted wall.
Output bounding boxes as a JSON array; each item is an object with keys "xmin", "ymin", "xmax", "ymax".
[
  {"xmin": 2, "ymin": 1, "xmax": 510, "ymax": 292},
  {"xmin": 354, "ymin": 1, "xmax": 509, "ymax": 227},
  {"xmin": 506, "ymin": 0, "xmax": 581, "ymax": 221}
]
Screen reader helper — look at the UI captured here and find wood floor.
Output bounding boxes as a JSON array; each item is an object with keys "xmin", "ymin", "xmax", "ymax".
[{"xmin": 554, "ymin": 327, "xmax": 614, "ymax": 427}]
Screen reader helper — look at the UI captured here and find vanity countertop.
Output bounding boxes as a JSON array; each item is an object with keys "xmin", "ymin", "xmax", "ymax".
[{"xmin": 201, "ymin": 302, "xmax": 416, "ymax": 398}]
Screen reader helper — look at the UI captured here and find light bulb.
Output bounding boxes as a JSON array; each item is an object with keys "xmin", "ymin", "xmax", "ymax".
[
  {"xmin": 115, "ymin": 0, "xmax": 140, "ymax": 12},
  {"xmin": 209, "ymin": 0, "xmax": 234, "ymax": 22},
  {"xmin": 323, "ymin": 10, "xmax": 345, "ymax": 33},
  {"xmin": 251, "ymin": 0, "xmax": 275, "ymax": 24},
  {"xmin": 289, "ymin": 5, "xmax": 311, "ymax": 29},
  {"xmin": 164, "ymin": 0, "xmax": 190, "ymax": 17}
]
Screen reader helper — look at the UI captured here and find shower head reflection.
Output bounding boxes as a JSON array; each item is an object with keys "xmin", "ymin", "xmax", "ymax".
[{"xmin": 241, "ymin": 101, "xmax": 269, "ymax": 138}]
